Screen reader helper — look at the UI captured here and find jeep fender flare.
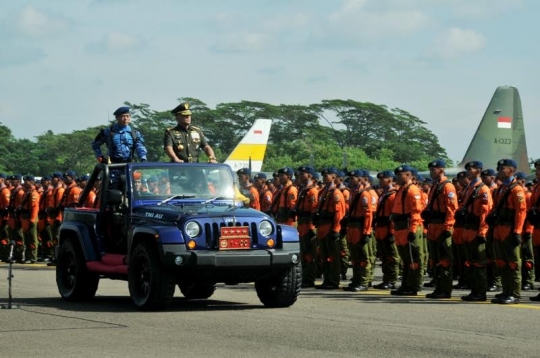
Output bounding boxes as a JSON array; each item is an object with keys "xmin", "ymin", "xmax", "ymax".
[
  {"xmin": 58, "ymin": 221, "xmax": 99, "ymax": 261},
  {"xmin": 278, "ymin": 224, "xmax": 300, "ymax": 243}
]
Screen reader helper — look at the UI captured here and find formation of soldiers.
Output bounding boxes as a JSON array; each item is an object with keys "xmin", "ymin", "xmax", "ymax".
[
  {"xmin": 0, "ymin": 172, "xmax": 96, "ymax": 265},
  {"xmin": 237, "ymin": 158, "xmax": 540, "ymax": 304}
]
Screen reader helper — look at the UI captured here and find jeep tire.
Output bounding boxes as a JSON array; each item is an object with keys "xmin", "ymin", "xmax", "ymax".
[
  {"xmin": 179, "ymin": 283, "xmax": 217, "ymax": 300},
  {"xmin": 128, "ymin": 242, "xmax": 175, "ymax": 310},
  {"xmin": 255, "ymin": 263, "xmax": 302, "ymax": 308},
  {"xmin": 56, "ymin": 240, "xmax": 99, "ymax": 301}
]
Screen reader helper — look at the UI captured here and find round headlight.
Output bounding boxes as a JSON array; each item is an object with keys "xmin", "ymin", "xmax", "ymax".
[
  {"xmin": 259, "ymin": 220, "xmax": 273, "ymax": 237},
  {"xmin": 185, "ymin": 221, "xmax": 200, "ymax": 238}
]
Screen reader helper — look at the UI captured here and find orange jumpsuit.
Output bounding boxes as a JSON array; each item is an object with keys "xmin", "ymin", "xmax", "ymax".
[
  {"xmin": 529, "ymin": 182, "xmax": 540, "ymax": 282},
  {"xmin": 20, "ymin": 186, "xmax": 40, "ymax": 262},
  {"xmin": 258, "ymin": 186, "xmax": 273, "ymax": 215},
  {"xmin": 295, "ymin": 182, "xmax": 318, "ymax": 285},
  {"xmin": 374, "ymin": 187, "xmax": 399, "ymax": 285},
  {"xmin": 272, "ymin": 182, "xmax": 298, "ymax": 226},
  {"xmin": 0, "ymin": 184, "xmax": 11, "ymax": 258},
  {"xmin": 491, "ymin": 178, "xmax": 526, "ymax": 298}
]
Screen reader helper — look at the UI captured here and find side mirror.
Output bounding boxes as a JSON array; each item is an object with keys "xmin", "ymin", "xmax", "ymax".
[{"xmin": 105, "ymin": 189, "xmax": 123, "ymax": 206}]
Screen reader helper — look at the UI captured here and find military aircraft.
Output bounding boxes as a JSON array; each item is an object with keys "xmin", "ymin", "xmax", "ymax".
[
  {"xmin": 224, "ymin": 119, "xmax": 272, "ymax": 173},
  {"xmin": 420, "ymin": 85, "xmax": 530, "ymax": 179},
  {"xmin": 460, "ymin": 85, "xmax": 529, "ymax": 172}
]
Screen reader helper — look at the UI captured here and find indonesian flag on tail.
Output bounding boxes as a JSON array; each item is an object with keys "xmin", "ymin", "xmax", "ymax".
[{"xmin": 497, "ymin": 116, "xmax": 512, "ymax": 129}]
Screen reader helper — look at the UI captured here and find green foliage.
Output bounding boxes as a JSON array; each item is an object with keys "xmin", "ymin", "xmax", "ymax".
[{"xmin": 0, "ymin": 99, "xmax": 450, "ymax": 175}]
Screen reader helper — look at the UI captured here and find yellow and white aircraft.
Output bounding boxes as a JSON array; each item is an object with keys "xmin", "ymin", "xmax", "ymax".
[{"xmin": 224, "ymin": 119, "xmax": 272, "ymax": 173}]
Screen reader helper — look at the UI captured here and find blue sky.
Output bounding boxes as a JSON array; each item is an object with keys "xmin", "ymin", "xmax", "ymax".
[{"xmin": 0, "ymin": 0, "xmax": 538, "ymax": 164}]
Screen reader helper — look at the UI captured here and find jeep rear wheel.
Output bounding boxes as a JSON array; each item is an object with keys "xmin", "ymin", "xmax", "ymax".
[
  {"xmin": 255, "ymin": 264, "xmax": 302, "ymax": 308},
  {"xmin": 56, "ymin": 240, "xmax": 99, "ymax": 301},
  {"xmin": 128, "ymin": 242, "xmax": 175, "ymax": 310},
  {"xmin": 179, "ymin": 283, "xmax": 217, "ymax": 300}
]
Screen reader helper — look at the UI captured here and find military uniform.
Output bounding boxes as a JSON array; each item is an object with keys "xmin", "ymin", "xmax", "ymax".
[
  {"xmin": 459, "ymin": 161, "xmax": 493, "ymax": 301},
  {"xmin": 390, "ymin": 165, "xmax": 425, "ymax": 296},
  {"xmin": 490, "ymin": 159, "xmax": 526, "ymax": 304},
  {"xmin": 516, "ymin": 172, "xmax": 535, "ymax": 290},
  {"xmin": 38, "ymin": 176, "xmax": 54, "ymax": 261},
  {"xmin": 92, "ymin": 107, "xmax": 147, "ymax": 164},
  {"xmin": 0, "ymin": 174, "xmax": 11, "ymax": 261},
  {"xmin": 424, "ymin": 160, "xmax": 458, "ymax": 299},
  {"xmin": 343, "ymin": 170, "xmax": 373, "ymax": 291},
  {"xmin": 314, "ymin": 168, "xmax": 346, "ymax": 289},
  {"xmin": 254, "ymin": 173, "xmax": 273, "ymax": 215},
  {"xmin": 237, "ymin": 168, "xmax": 260, "ymax": 210},
  {"xmin": 20, "ymin": 176, "xmax": 40, "ymax": 263},
  {"xmin": 336, "ymin": 172, "xmax": 351, "ymax": 280},
  {"xmin": 528, "ymin": 160, "xmax": 540, "ymax": 302},
  {"xmin": 294, "ymin": 166, "xmax": 319, "ymax": 287},
  {"xmin": 452, "ymin": 171, "xmax": 471, "ymax": 290},
  {"xmin": 482, "ymin": 168, "xmax": 502, "ymax": 291},
  {"xmin": 7, "ymin": 175, "xmax": 25, "ymax": 262},
  {"xmin": 271, "ymin": 167, "xmax": 298, "ymax": 226},
  {"xmin": 373, "ymin": 171, "xmax": 399, "ymax": 289}
]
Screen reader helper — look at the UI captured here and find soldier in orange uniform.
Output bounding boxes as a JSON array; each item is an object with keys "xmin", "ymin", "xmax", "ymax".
[
  {"xmin": 253, "ymin": 173, "xmax": 273, "ymax": 215},
  {"xmin": 293, "ymin": 166, "xmax": 319, "ymax": 288},
  {"xmin": 79, "ymin": 175, "xmax": 97, "ymax": 207},
  {"xmin": 237, "ymin": 168, "xmax": 260, "ymax": 211},
  {"xmin": 314, "ymin": 167, "xmax": 346, "ymax": 290},
  {"xmin": 481, "ymin": 168, "xmax": 502, "ymax": 292},
  {"xmin": 529, "ymin": 160, "xmax": 540, "ymax": 301},
  {"xmin": 515, "ymin": 172, "xmax": 535, "ymax": 290},
  {"xmin": 343, "ymin": 169, "xmax": 373, "ymax": 291},
  {"xmin": 0, "ymin": 173, "xmax": 11, "ymax": 261},
  {"xmin": 390, "ymin": 165, "xmax": 425, "ymax": 296},
  {"xmin": 459, "ymin": 161, "xmax": 493, "ymax": 301},
  {"xmin": 38, "ymin": 176, "xmax": 54, "ymax": 262},
  {"xmin": 7, "ymin": 175, "xmax": 25, "ymax": 262},
  {"xmin": 452, "ymin": 171, "xmax": 470, "ymax": 290},
  {"xmin": 489, "ymin": 159, "xmax": 527, "ymax": 304},
  {"xmin": 20, "ymin": 175, "xmax": 40, "ymax": 264},
  {"xmin": 271, "ymin": 167, "xmax": 298, "ymax": 226},
  {"xmin": 47, "ymin": 172, "xmax": 65, "ymax": 244},
  {"xmin": 336, "ymin": 171, "xmax": 351, "ymax": 280},
  {"xmin": 424, "ymin": 159, "xmax": 458, "ymax": 299},
  {"xmin": 373, "ymin": 170, "xmax": 399, "ymax": 289},
  {"xmin": 61, "ymin": 171, "xmax": 82, "ymax": 208}
]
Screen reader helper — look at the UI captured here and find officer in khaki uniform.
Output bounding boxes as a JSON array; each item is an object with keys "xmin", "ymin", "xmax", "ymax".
[{"xmin": 164, "ymin": 102, "xmax": 218, "ymax": 163}]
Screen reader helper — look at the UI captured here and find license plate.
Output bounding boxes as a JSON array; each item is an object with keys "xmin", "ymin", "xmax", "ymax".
[{"xmin": 219, "ymin": 227, "xmax": 251, "ymax": 250}]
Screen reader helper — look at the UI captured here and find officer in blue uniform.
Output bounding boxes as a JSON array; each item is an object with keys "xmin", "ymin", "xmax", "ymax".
[{"xmin": 92, "ymin": 106, "xmax": 148, "ymax": 164}]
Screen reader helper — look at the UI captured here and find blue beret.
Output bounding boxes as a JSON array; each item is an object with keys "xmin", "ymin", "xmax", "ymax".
[
  {"xmin": 277, "ymin": 167, "xmax": 294, "ymax": 176},
  {"xmin": 394, "ymin": 165, "xmax": 412, "ymax": 174},
  {"xmin": 515, "ymin": 172, "xmax": 527, "ymax": 180},
  {"xmin": 253, "ymin": 172, "xmax": 267, "ymax": 180},
  {"xmin": 237, "ymin": 168, "xmax": 251, "ymax": 176},
  {"xmin": 456, "ymin": 171, "xmax": 467, "ymax": 178},
  {"xmin": 410, "ymin": 168, "xmax": 418, "ymax": 177},
  {"xmin": 416, "ymin": 174, "xmax": 424, "ymax": 182},
  {"xmin": 465, "ymin": 160, "xmax": 483, "ymax": 170},
  {"xmin": 321, "ymin": 167, "xmax": 338, "ymax": 175},
  {"xmin": 481, "ymin": 169, "xmax": 496, "ymax": 177},
  {"xmin": 23, "ymin": 175, "xmax": 35, "ymax": 182},
  {"xmin": 79, "ymin": 174, "xmax": 90, "ymax": 182},
  {"xmin": 312, "ymin": 172, "xmax": 320, "ymax": 180},
  {"xmin": 113, "ymin": 106, "xmax": 130, "ymax": 116},
  {"xmin": 297, "ymin": 166, "xmax": 315, "ymax": 175},
  {"xmin": 147, "ymin": 176, "xmax": 158, "ymax": 182},
  {"xmin": 367, "ymin": 175, "xmax": 374, "ymax": 183},
  {"xmin": 336, "ymin": 170, "xmax": 345, "ymax": 178},
  {"xmin": 347, "ymin": 169, "xmax": 363, "ymax": 177},
  {"xmin": 428, "ymin": 159, "xmax": 446, "ymax": 169},
  {"xmin": 52, "ymin": 172, "xmax": 63, "ymax": 179},
  {"xmin": 41, "ymin": 175, "xmax": 52, "ymax": 181},
  {"xmin": 423, "ymin": 177, "xmax": 433, "ymax": 183},
  {"xmin": 377, "ymin": 170, "xmax": 395, "ymax": 179},
  {"xmin": 11, "ymin": 174, "xmax": 22, "ymax": 180},
  {"xmin": 63, "ymin": 170, "xmax": 77, "ymax": 178},
  {"xmin": 497, "ymin": 158, "xmax": 517, "ymax": 169},
  {"xmin": 0, "ymin": 173, "xmax": 5, "ymax": 179}
]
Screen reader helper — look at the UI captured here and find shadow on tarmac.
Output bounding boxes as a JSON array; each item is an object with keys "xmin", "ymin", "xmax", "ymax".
[{"xmin": 5, "ymin": 295, "xmax": 266, "ymax": 313}]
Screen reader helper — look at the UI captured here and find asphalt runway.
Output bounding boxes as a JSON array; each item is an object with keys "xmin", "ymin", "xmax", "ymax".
[{"xmin": 1, "ymin": 262, "xmax": 540, "ymax": 358}]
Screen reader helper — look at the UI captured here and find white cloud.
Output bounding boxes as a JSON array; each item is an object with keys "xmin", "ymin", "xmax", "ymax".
[
  {"xmin": 314, "ymin": 0, "xmax": 431, "ymax": 44},
  {"xmin": 86, "ymin": 32, "xmax": 144, "ymax": 53},
  {"xmin": 211, "ymin": 33, "xmax": 274, "ymax": 53},
  {"xmin": 15, "ymin": 5, "xmax": 70, "ymax": 38},
  {"xmin": 427, "ymin": 28, "xmax": 486, "ymax": 60}
]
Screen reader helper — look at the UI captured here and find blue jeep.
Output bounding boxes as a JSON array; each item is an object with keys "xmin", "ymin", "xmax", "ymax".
[{"xmin": 55, "ymin": 163, "xmax": 301, "ymax": 310}]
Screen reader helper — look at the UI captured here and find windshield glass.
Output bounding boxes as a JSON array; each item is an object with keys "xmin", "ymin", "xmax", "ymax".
[{"xmin": 131, "ymin": 164, "xmax": 235, "ymax": 201}]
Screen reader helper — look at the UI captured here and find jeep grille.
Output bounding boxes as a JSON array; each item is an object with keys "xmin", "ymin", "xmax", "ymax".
[{"xmin": 204, "ymin": 222, "xmax": 259, "ymax": 249}]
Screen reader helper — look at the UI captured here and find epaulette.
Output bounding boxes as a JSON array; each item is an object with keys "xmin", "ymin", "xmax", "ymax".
[
  {"xmin": 190, "ymin": 126, "xmax": 201, "ymax": 131},
  {"xmin": 165, "ymin": 127, "xmax": 175, "ymax": 132}
]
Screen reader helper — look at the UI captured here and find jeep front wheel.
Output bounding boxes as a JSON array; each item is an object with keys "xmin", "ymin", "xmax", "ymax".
[
  {"xmin": 179, "ymin": 283, "xmax": 217, "ymax": 300},
  {"xmin": 255, "ymin": 264, "xmax": 302, "ymax": 308},
  {"xmin": 56, "ymin": 240, "xmax": 99, "ymax": 301},
  {"xmin": 128, "ymin": 242, "xmax": 175, "ymax": 310}
]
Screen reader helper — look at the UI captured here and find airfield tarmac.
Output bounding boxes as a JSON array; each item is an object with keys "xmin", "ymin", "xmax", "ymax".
[{"xmin": 1, "ymin": 263, "xmax": 539, "ymax": 358}]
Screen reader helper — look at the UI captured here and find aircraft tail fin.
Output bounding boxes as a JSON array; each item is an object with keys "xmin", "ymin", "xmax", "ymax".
[
  {"xmin": 224, "ymin": 119, "xmax": 272, "ymax": 173},
  {"xmin": 460, "ymin": 86, "xmax": 529, "ymax": 172}
]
